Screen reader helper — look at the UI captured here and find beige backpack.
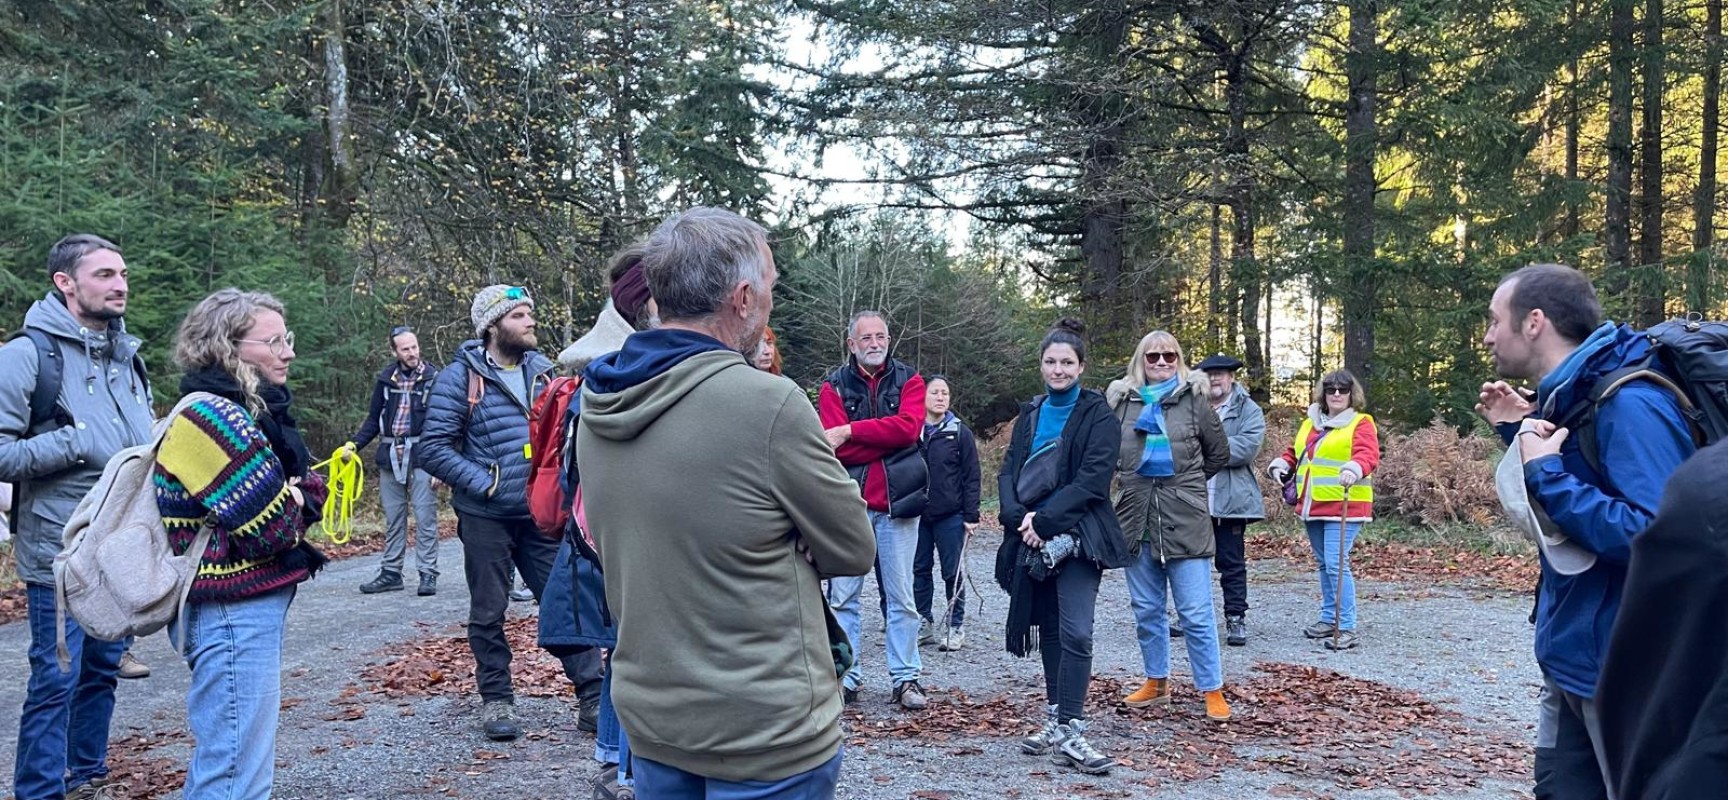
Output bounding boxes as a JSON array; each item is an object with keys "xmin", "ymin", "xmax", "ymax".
[{"xmin": 51, "ymin": 392, "xmax": 219, "ymax": 668}]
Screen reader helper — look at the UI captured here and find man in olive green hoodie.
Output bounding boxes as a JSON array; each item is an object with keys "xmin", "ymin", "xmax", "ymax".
[{"xmin": 576, "ymin": 207, "xmax": 876, "ymax": 797}]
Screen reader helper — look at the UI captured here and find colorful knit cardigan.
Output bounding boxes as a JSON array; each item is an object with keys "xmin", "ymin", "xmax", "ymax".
[{"xmin": 154, "ymin": 396, "xmax": 328, "ymax": 602}]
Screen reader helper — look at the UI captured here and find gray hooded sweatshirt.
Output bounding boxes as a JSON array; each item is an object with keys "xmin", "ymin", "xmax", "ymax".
[{"xmin": 0, "ymin": 294, "xmax": 154, "ymax": 585}]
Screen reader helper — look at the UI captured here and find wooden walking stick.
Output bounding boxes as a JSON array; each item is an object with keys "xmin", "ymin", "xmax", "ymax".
[{"xmin": 1333, "ymin": 494, "xmax": 1350, "ymax": 651}]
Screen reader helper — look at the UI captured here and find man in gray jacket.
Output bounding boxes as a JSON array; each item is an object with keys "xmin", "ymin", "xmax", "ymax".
[
  {"xmin": 0, "ymin": 235, "xmax": 154, "ymax": 800},
  {"xmin": 1194, "ymin": 354, "xmax": 1266, "ymax": 647}
]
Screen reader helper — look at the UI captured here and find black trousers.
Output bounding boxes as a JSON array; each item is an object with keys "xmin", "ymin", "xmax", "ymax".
[
  {"xmin": 1212, "ymin": 518, "xmax": 1250, "ymax": 617},
  {"xmin": 457, "ymin": 512, "xmax": 602, "ymax": 703},
  {"xmin": 1035, "ymin": 558, "xmax": 1102, "ymax": 724}
]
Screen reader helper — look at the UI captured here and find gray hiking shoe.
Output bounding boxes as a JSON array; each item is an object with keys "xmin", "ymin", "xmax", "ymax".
[
  {"xmin": 1053, "ymin": 720, "xmax": 1113, "ymax": 774},
  {"xmin": 482, "ymin": 699, "xmax": 521, "ymax": 741},
  {"xmin": 1303, "ymin": 621, "xmax": 1338, "ymax": 639},
  {"xmin": 1021, "ymin": 704, "xmax": 1065, "ymax": 755},
  {"xmin": 510, "ymin": 585, "xmax": 535, "ymax": 602},
  {"xmin": 918, "ymin": 619, "xmax": 937, "ymax": 646},
  {"xmin": 1323, "ymin": 630, "xmax": 1361, "ymax": 650},
  {"xmin": 65, "ymin": 779, "xmax": 122, "ymax": 800},
  {"xmin": 360, "ymin": 570, "xmax": 404, "ymax": 594},
  {"xmin": 1225, "ymin": 615, "xmax": 1247, "ymax": 647},
  {"xmin": 417, "ymin": 572, "xmax": 437, "ymax": 596},
  {"xmin": 892, "ymin": 680, "xmax": 928, "ymax": 710}
]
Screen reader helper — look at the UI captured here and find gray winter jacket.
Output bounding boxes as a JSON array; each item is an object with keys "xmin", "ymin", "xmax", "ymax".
[
  {"xmin": 0, "ymin": 295, "xmax": 154, "ymax": 585},
  {"xmin": 415, "ymin": 340, "xmax": 554, "ymax": 520},
  {"xmin": 1208, "ymin": 383, "xmax": 1267, "ymax": 521}
]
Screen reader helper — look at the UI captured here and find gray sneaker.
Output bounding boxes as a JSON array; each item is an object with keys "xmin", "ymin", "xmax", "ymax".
[
  {"xmin": 940, "ymin": 625, "xmax": 966, "ymax": 651},
  {"xmin": 1020, "ymin": 704, "xmax": 1066, "ymax": 755},
  {"xmin": 892, "ymin": 680, "xmax": 928, "ymax": 710},
  {"xmin": 65, "ymin": 779, "xmax": 121, "ymax": 800},
  {"xmin": 1053, "ymin": 720, "xmax": 1113, "ymax": 774},
  {"xmin": 482, "ymin": 699, "xmax": 521, "ymax": 741},
  {"xmin": 510, "ymin": 585, "xmax": 535, "ymax": 603},
  {"xmin": 1303, "ymin": 621, "xmax": 1338, "ymax": 639},
  {"xmin": 417, "ymin": 573, "xmax": 438, "ymax": 597},
  {"xmin": 918, "ymin": 619, "xmax": 937, "ymax": 646},
  {"xmin": 1323, "ymin": 630, "xmax": 1361, "ymax": 650},
  {"xmin": 116, "ymin": 651, "xmax": 150, "ymax": 680}
]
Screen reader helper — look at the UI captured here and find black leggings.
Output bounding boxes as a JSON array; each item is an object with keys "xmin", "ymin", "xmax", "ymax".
[{"xmin": 1036, "ymin": 558, "xmax": 1103, "ymax": 723}]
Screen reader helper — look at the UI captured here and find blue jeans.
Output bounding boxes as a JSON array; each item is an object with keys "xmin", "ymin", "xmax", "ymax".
[
  {"xmin": 914, "ymin": 513, "xmax": 967, "ymax": 628},
  {"xmin": 595, "ymin": 663, "xmax": 633, "ymax": 787},
  {"xmin": 1305, "ymin": 520, "xmax": 1362, "ymax": 630},
  {"xmin": 174, "ymin": 588, "xmax": 294, "ymax": 800},
  {"xmin": 14, "ymin": 584, "xmax": 126, "ymax": 800},
  {"xmin": 1125, "ymin": 552, "xmax": 1224, "ymax": 691},
  {"xmin": 826, "ymin": 512, "xmax": 922, "ymax": 690},
  {"xmin": 632, "ymin": 748, "xmax": 843, "ymax": 799}
]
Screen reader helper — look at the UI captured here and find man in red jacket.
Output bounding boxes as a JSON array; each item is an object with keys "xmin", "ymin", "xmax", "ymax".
[{"xmin": 819, "ymin": 310, "xmax": 932, "ymax": 710}]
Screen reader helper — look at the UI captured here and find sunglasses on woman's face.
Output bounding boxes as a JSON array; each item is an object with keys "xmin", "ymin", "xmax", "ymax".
[
  {"xmin": 1324, "ymin": 384, "xmax": 1353, "ymax": 396},
  {"xmin": 1144, "ymin": 351, "xmax": 1180, "ymax": 365}
]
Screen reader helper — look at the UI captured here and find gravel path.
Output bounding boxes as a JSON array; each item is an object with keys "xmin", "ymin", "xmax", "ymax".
[{"xmin": 0, "ymin": 530, "xmax": 1540, "ymax": 799}]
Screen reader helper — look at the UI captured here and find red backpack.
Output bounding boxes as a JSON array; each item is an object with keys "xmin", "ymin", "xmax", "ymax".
[{"xmin": 527, "ymin": 376, "xmax": 581, "ymax": 537}]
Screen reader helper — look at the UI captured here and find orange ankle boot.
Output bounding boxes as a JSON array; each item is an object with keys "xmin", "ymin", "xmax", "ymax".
[
  {"xmin": 1204, "ymin": 689, "xmax": 1232, "ymax": 721},
  {"xmin": 1124, "ymin": 678, "xmax": 1170, "ymax": 708}
]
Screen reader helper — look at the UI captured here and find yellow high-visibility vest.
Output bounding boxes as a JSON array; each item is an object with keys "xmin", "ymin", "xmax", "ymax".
[{"xmin": 1295, "ymin": 413, "xmax": 1375, "ymax": 505}]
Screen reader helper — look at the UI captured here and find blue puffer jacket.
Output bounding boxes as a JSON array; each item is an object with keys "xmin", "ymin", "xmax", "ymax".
[
  {"xmin": 415, "ymin": 340, "xmax": 553, "ymax": 520},
  {"xmin": 1505, "ymin": 322, "xmax": 1696, "ymax": 699}
]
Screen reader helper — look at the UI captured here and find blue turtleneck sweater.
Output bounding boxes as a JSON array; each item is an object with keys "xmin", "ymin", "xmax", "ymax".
[{"xmin": 1031, "ymin": 383, "xmax": 1080, "ymax": 455}]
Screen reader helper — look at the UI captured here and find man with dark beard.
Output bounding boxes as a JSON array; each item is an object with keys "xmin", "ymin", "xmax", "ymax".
[
  {"xmin": 417, "ymin": 285, "xmax": 602, "ymax": 742},
  {"xmin": 0, "ymin": 234, "xmax": 154, "ymax": 800}
]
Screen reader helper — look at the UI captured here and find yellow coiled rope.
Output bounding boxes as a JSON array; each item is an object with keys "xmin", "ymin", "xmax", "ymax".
[{"xmin": 310, "ymin": 447, "xmax": 365, "ymax": 544}]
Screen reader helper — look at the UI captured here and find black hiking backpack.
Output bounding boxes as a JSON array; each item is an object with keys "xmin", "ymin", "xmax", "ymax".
[{"xmin": 1554, "ymin": 318, "xmax": 1728, "ymax": 470}]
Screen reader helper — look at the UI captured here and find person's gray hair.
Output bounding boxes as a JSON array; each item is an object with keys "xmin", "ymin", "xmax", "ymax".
[
  {"xmin": 847, "ymin": 310, "xmax": 888, "ymax": 339},
  {"xmin": 642, "ymin": 207, "xmax": 769, "ymax": 321},
  {"xmin": 47, "ymin": 234, "xmax": 121, "ymax": 282}
]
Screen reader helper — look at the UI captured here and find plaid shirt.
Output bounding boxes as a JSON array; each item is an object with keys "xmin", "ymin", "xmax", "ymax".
[{"xmin": 389, "ymin": 362, "xmax": 430, "ymax": 437}]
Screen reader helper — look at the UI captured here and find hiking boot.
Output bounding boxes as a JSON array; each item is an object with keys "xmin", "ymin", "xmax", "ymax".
[
  {"xmin": 592, "ymin": 764, "xmax": 634, "ymax": 800},
  {"xmin": 116, "ymin": 651, "xmax": 151, "ymax": 680},
  {"xmin": 1302, "ymin": 621, "xmax": 1338, "ymax": 639},
  {"xmin": 940, "ymin": 625, "xmax": 966, "ymax": 651},
  {"xmin": 417, "ymin": 573, "xmax": 437, "ymax": 596},
  {"xmin": 1020, "ymin": 704, "xmax": 1065, "ymax": 755},
  {"xmin": 1225, "ymin": 615, "xmax": 1247, "ymax": 647},
  {"xmin": 1323, "ymin": 630, "xmax": 1361, "ymax": 651},
  {"xmin": 918, "ymin": 619, "xmax": 937, "ymax": 646},
  {"xmin": 1123, "ymin": 677, "xmax": 1170, "ymax": 709},
  {"xmin": 1204, "ymin": 689, "xmax": 1233, "ymax": 721},
  {"xmin": 360, "ymin": 570, "xmax": 405, "ymax": 594},
  {"xmin": 510, "ymin": 585, "xmax": 535, "ymax": 602},
  {"xmin": 892, "ymin": 680, "xmax": 928, "ymax": 710},
  {"xmin": 1052, "ymin": 720, "xmax": 1112, "ymax": 774},
  {"xmin": 482, "ymin": 699, "xmax": 521, "ymax": 741},
  {"xmin": 578, "ymin": 694, "xmax": 600, "ymax": 733},
  {"xmin": 65, "ymin": 778, "xmax": 122, "ymax": 800},
  {"xmin": 842, "ymin": 686, "xmax": 860, "ymax": 705}
]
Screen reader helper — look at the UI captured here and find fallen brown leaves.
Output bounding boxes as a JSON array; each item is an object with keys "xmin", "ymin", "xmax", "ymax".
[
  {"xmin": 106, "ymin": 731, "xmax": 189, "ymax": 799},
  {"xmin": 843, "ymin": 663, "xmax": 1530, "ymax": 796},
  {"xmin": 356, "ymin": 615, "xmax": 575, "ymax": 700},
  {"xmin": 1248, "ymin": 530, "xmax": 1539, "ymax": 593}
]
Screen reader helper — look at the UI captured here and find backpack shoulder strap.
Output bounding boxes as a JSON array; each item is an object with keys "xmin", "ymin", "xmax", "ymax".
[
  {"xmin": 462, "ymin": 363, "xmax": 484, "ymax": 429},
  {"xmin": 1560, "ymin": 363, "xmax": 1701, "ymax": 472},
  {"xmin": 10, "ymin": 330, "xmax": 65, "ymax": 431}
]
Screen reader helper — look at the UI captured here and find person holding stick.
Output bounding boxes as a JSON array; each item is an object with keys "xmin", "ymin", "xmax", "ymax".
[{"xmin": 1267, "ymin": 369, "xmax": 1380, "ymax": 651}]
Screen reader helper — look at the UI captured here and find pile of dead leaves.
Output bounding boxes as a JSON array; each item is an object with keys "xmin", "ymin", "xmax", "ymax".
[
  {"xmin": 1248, "ymin": 530, "xmax": 1538, "ymax": 593},
  {"xmin": 843, "ymin": 663, "xmax": 1530, "ymax": 795},
  {"xmin": 105, "ymin": 731, "xmax": 189, "ymax": 799},
  {"xmin": 356, "ymin": 615, "xmax": 576, "ymax": 700}
]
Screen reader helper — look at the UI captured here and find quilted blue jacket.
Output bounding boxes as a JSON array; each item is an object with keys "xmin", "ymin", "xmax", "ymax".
[{"xmin": 415, "ymin": 340, "xmax": 553, "ymax": 520}]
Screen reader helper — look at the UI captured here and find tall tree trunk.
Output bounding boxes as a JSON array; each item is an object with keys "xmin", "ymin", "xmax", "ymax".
[
  {"xmin": 1074, "ymin": 6, "xmax": 1131, "ymax": 338},
  {"xmin": 1694, "ymin": 0, "xmax": 1722, "ymax": 313},
  {"xmin": 1224, "ymin": 46, "xmax": 1266, "ymax": 395},
  {"xmin": 1209, "ymin": 202, "xmax": 1224, "ymax": 348},
  {"xmin": 1606, "ymin": 0, "xmax": 1637, "ymax": 296},
  {"xmin": 1636, "ymin": 0, "xmax": 1667, "ymax": 325},
  {"xmin": 1341, "ymin": 0, "xmax": 1379, "ymax": 397},
  {"xmin": 319, "ymin": 0, "xmax": 358, "ymax": 232},
  {"xmin": 1564, "ymin": 0, "xmax": 1581, "ymax": 238}
]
